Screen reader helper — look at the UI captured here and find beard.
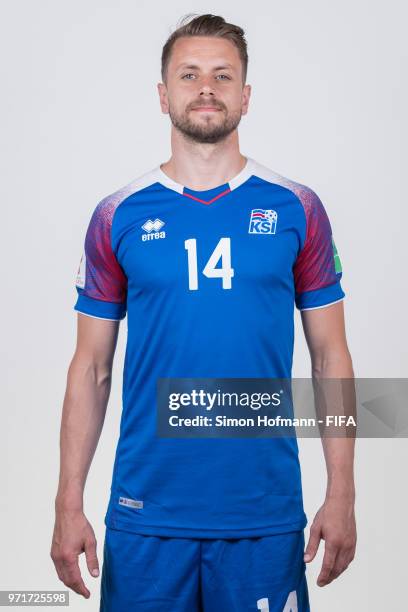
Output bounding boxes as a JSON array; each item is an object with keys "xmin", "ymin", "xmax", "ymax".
[{"xmin": 168, "ymin": 100, "xmax": 242, "ymax": 144}]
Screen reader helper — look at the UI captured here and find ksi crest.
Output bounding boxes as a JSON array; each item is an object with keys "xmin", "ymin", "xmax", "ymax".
[{"xmin": 248, "ymin": 209, "xmax": 278, "ymax": 234}]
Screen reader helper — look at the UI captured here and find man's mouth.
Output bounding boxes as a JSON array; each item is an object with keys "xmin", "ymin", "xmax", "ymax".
[{"xmin": 190, "ymin": 106, "xmax": 222, "ymax": 112}]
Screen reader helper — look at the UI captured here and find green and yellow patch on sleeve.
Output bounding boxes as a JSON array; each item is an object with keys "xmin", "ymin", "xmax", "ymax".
[{"xmin": 332, "ymin": 236, "xmax": 342, "ymax": 274}]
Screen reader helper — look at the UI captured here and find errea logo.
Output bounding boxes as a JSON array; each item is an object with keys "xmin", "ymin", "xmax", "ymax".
[
  {"xmin": 141, "ymin": 218, "xmax": 166, "ymax": 241},
  {"xmin": 248, "ymin": 209, "xmax": 278, "ymax": 234}
]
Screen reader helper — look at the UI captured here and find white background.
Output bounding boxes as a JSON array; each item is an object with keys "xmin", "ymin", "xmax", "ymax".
[{"xmin": 1, "ymin": 1, "xmax": 407, "ymax": 610}]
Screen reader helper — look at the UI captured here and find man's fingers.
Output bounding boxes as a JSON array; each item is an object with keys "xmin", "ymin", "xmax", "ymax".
[
  {"xmin": 84, "ymin": 538, "xmax": 100, "ymax": 577},
  {"xmin": 60, "ymin": 555, "xmax": 90, "ymax": 598},
  {"xmin": 63, "ymin": 570, "xmax": 90, "ymax": 598},
  {"xmin": 68, "ymin": 579, "xmax": 90, "ymax": 599},
  {"xmin": 327, "ymin": 546, "xmax": 355, "ymax": 582},
  {"xmin": 317, "ymin": 542, "xmax": 339, "ymax": 587},
  {"xmin": 304, "ymin": 523, "xmax": 321, "ymax": 562}
]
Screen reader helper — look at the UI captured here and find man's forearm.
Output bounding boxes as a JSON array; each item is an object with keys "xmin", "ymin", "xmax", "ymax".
[
  {"xmin": 55, "ymin": 356, "xmax": 111, "ymax": 510},
  {"xmin": 323, "ymin": 438, "xmax": 355, "ymax": 500},
  {"xmin": 312, "ymin": 348, "xmax": 356, "ymax": 499}
]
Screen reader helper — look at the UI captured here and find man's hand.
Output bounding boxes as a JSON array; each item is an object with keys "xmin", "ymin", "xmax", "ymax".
[
  {"xmin": 50, "ymin": 509, "xmax": 100, "ymax": 599},
  {"xmin": 304, "ymin": 495, "xmax": 357, "ymax": 587}
]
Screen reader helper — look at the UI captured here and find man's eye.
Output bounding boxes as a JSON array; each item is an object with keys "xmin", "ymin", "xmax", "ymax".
[
  {"xmin": 216, "ymin": 74, "xmax": 231, "ymax": 80},
  {"xmin": 182, "ymin": 73, "xmax": 196, "ymax": 80}
]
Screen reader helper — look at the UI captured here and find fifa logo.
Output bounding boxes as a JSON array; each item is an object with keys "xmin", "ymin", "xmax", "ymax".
[{"xmin": 248, "ymin": 209, "xmax": 278, "ymax": 234}]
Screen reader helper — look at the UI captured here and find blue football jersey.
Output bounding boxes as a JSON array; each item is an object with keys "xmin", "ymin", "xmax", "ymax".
[{"xmin": 74, "ymin": 157, "xmax": 345, "ymax": 538}]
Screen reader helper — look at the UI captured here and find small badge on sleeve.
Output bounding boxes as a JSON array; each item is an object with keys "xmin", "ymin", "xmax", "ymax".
[
  {"xmin": 331, "ymin": 237, "xmax": 342, "ymax": 273},
  {"xmin": 75, "ymin": 252, "xmax": 86, "ymax": 288}
]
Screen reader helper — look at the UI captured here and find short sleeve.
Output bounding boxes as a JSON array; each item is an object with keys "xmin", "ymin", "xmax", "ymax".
[
  {"xmin": 293, "ymin": 189, "xmax": 345, "ymax": 311},
  {"xmin": 74, "ymin": 199, "xmax": 127, "ymax": 320}
]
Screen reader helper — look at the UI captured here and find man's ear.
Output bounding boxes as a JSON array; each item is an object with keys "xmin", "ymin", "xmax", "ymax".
[
  {"xmin": 241, "ymin": 83, "xmax": 251, "ymax": 116},
  {"xmin": 157, "ymin": 82, "xmax": 169, "ymax": 114}
]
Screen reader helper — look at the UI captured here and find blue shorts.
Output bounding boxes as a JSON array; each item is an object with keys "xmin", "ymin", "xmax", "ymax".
[{"xmin": 100, "ymin": 526, "xmax": 310, "ymax": 611}]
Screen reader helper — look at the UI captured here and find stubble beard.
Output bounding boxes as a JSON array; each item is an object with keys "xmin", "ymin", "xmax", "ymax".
[{"xmin": 168, "ymin": 102, "xmax": 242, "ymax": 144}]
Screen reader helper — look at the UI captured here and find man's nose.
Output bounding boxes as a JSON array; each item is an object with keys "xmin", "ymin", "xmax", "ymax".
[{"xmin": 199, "ymin": 78, "xmax": 216, "ymax": 96}]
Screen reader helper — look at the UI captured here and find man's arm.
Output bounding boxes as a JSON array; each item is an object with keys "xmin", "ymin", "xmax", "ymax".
[
  {"xmin": 300, "ymin": 300, "xmax": 357, "ymax": 587},
  {"xmin": 50, "ymin": 314, "xmax": 120, "ymax": 599}
]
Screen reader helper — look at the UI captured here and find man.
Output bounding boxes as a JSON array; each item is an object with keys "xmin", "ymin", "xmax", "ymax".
[{"xmin": 51, "ymin": 13, "xmax": 356, "ymax": 612}]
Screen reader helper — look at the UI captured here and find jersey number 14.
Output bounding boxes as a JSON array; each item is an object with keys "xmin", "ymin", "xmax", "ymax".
[{"xmin": 185, "ymin": 238, "xmax": 234, "ymax": 290}]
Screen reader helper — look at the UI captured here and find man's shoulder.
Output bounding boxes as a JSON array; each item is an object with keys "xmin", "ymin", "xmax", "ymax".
[
  {"xmin": 250, "ymin": 158, "xmax": 323, "ymax": 213},
  {"xmin": 95, "ymin": 166, "xmax": 160, "ymax": 217}
]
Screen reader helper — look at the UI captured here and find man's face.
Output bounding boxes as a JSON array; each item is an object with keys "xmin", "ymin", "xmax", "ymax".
[{"xmin": 158, "ymin": 36, "xmax": 251, "ymax": 144}]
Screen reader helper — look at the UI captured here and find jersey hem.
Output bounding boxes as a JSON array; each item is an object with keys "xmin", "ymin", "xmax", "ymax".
[
  {"xmin": 74, "ymin": 293, "xmax": 127, "ymax": 320},
  {"xmin": 74, "ymin": 309, "xmax": 123, "ymax": 321},
  {"xmin": 295, "ymin": 279, "xmax": 345, "ymax": 310},
  {"xmin": 299, "ymin": 296, "xmax": 345, "ymax": 311},
  {"xmin": 104, "ymin": 513, "xmax": 308, "ymax": 539}
]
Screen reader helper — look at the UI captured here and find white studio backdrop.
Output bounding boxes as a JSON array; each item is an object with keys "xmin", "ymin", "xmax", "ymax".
[{"xmin": 0, "ymin": 1, "xmax": 406, "ymax": 610}]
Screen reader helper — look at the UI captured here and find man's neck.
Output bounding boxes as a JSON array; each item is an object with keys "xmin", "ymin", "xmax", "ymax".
[{"xmin": 160, "ymin": 130, "xmax": 247, "ymax": 191}]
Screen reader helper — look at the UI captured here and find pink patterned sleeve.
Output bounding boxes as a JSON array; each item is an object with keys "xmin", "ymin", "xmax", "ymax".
[
  {"xmin": 293, "ymin": 189, "xmax": 345, "ymax": 310},
  {"xmin": 74, "ymin": 198, "xmax": 127, "ymax": 320}
]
